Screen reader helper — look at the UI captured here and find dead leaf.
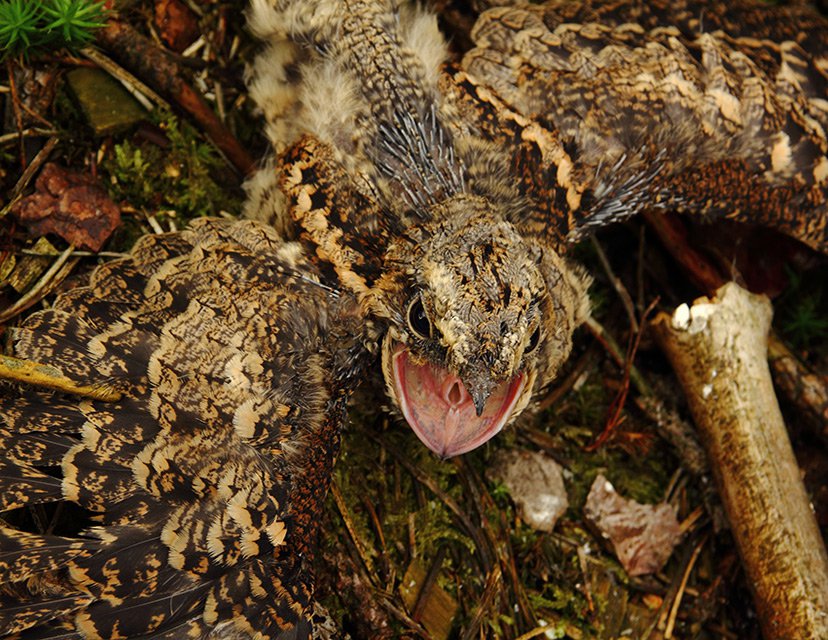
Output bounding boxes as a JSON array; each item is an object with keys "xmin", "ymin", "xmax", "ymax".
[
  {"xmin": 11, "ymin": 163, "xmax": 121, "ymax": 252},
  {"xmin": 15, "ymin": 66, "xmax": 60, "ymax": 127},
  {"xmin": 399, "ymin": 560, "xmax": 457, "ymax": 640},
  {"xmin": 489, "ymin": 449, "xmax": 568, "ymax": 532},
  {"xmin": 154, "ymin": 0, "xmax": 200, "ymax": 53},
  {"xmin": 584, "ymin": 474, "xmax": 681, "ymax": 576}
]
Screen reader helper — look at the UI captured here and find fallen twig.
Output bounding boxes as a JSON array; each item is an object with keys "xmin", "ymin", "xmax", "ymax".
[
  {"xmin": 591, "ymin": 236, "xmax": 639, "ymax": 332},
  {"xmin": 81, "ymin": 46, "xmax": 165, "ymax": 111},
  {"xmin": 1, "ymin": 136, "xmax": 59, "ymax": 217},
  {"xmin": 586, "ymin": 298, "xmax": 658, "ymax": 450},
  {"xmin": 644, "ymin": 209, "xmax": 828, "ymax": 443},
  {"xmin": 642, "ymin": 210, "xmax": 724, "ymax": 293},
  {"xmin": 767, "ymin": 333, "xmax": 828, "ymax": 440},
  {"xmin": 459, "ymin": 565, "xmax": 502, "ymax": 640},
  {"xmin": 0, "ymin": 244, "xmax": 78, "ymax": 323},
  {"xmin": 95, "ymin": 18, "xmax": 255, "ymax": 176},
  {"xmin": 330, "ymin": 479, "xmax": 375, "ymax": 575},
  {"xmin": 410, "ymin": 546, "xmax": 447, "ymax": 624},
  {"xmin": 0, "ymin": 354, "xmax": 122, "ymax": 401},
  {"xmin": 664, "ymin": 536, "xmax": 706, "ymax": 638},
  {"xmin": 653, "ymin": 282, "xmax": 828, "ymax": 639}
]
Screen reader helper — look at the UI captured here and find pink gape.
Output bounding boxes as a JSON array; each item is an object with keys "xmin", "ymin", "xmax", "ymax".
[{"xmin": 392, "ymin": 348, "xmax": 525, "ymax": 458}]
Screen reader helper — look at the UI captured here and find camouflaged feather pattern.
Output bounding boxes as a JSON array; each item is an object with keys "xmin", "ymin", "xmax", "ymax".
[
  {"xmin": 0, "ymin": 219, "xmax": 364, "ymax": 639},
  {"xmin": 243, "ymin": 0, "xmax": 826, "ymax": 459},
  {"xmin": 459, "ymin": 0, "xmax": 828, "ymax": 250},
  {"xmin": 248, "ymin": 0, "xmax": 827, "ymax": 256}
]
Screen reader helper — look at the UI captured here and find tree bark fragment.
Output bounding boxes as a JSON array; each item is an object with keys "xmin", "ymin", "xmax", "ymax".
[
  {"xmin": 643, "ymin": 209, "xmax": 828, "ymax": 442},
  {"xmin": 95, "ymin": 19, "xmax": 255, "ymax": 176},
  {"xmin": 652, "ymin": 282, "xmax": 828, "ymax": 640}
]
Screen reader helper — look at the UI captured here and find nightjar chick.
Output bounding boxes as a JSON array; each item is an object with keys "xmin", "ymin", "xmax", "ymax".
[
  {"xmin": 246, "ymin": 0, "xmax": 592, "ymax": 458},
  {"xmin": 244, "ymin": 0, "xmax": 827, "ymax": 457}
]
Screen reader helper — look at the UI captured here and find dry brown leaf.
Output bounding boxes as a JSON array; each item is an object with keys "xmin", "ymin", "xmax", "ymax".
[
  {"xmin": 11, "ymin": 163, "xmax": 121, "ymax": 252},
  {"xmin": 154, "ymin": 0, "xmax": 200, "ymax": 52},
  {"xmin": 584, "ymin": 474, "xmax": 681, "ymax": 576},
  {"xmin": 489, "ymin": 449, "xmax": 568, "ymax": 532}
]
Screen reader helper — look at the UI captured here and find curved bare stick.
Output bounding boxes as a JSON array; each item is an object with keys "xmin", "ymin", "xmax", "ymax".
[{"xmin": 652, "ymin": 283, "xmax": 828, "ymax": 639}]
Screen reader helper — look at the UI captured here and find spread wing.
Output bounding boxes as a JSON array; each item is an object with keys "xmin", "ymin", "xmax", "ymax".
[
  {"xmin": 457, "ymin": 0, "xmax": 828, "ymax": 253},
  {"xmin": 0, "ymin": 219, "xmax": 360, "ymax": 639}
]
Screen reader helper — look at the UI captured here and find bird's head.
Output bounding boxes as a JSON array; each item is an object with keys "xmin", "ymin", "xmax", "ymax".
[{"xmin": 369, "ymin": 194, "xmax": 590, "ymax": 457}]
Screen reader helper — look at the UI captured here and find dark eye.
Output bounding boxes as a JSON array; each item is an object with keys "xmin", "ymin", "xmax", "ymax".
[
  {"xmin": 525, "ymin": 327, "xmax": 541, "ymax": 354},
  {"xmin": 407, "ymin": 296, "xmax": 432, "ymax": 339}
]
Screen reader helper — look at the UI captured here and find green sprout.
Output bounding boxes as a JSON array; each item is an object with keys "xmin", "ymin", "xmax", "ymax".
[
  {"xmin": 777, "ymin": 266, "xmax": 828, "ymax": 350},
  {"xmin": 0, "ymin": 0, "xmax": 108, "ymax": 60},
  {"xmin": 103, "ymin": 112, "xmax": 242, "ymax": 223}
]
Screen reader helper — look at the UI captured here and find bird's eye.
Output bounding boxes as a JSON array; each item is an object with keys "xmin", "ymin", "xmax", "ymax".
[
  {"xmin": 407, "ymin": 296, "xmax": 432, "ymax": 339},
  {"xmin": 525, "ymin": 327, "xmax": 541, "ymax": 354}
]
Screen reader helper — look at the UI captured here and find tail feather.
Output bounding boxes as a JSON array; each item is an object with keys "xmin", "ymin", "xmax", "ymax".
[
  {"xmin": 54, "ymin": 260, "xmax": 146, "ymax": 312},
  {"xmin": 1, "ymin": 431, "xmax": 74, "ymax": 467},
  {"xmin": 12, "ymin": 313, "xmax": 105, "ymax": 384},
  {"xmin": 4, "ymin": 626, "xmax": 81, "ymax": 640},
  {"xmin": 0, "ymin": 462, "xmax": 63, "ymax": 511},
  {"xmin": 72, "ymin": 576, "xmax": 212, "ymax": 639},
  {"xmin": 78, "ymin": 399, "xmax": 160, "ymax": 453},
  {"xmin": 0, "ymin": 527, "xmax": 94, "ymax": 584},
  {"xmin": 134, "ymin": 619, "xmax": 209, "ymax": 640},
  {"xmin": 0, "ymin": 398, "xmax": 86, "ymax": 437},
  {"xmin": 63, "ymin": 448, "xmax": 138, "ymax": 513},
  {"xmin": 0, "ymin": 593, "xmax": 90, "ymax": 637}
]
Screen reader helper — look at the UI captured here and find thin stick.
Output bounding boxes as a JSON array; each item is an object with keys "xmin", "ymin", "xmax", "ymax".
[
  {"xmin": 0, "ymin": 129, "xmax": 58, "ymax": 146},
  {"xmin": 82, "ymin": 47, "xmax": 164, "ymax": 111},
  {"xmin": 411, "ymin": 546, "xmax": 447, "ymax": 623},
  {"xmin": 591, "ymin": 235, "xmax": 638, "ymax": 332},
  {"xmin": 1, "ymin": 136, "xmax": 59, "ymax": 218},
  {"xmin": 330, "ymin": 479, "xmax": 375, "ymax": 575},
  {"xmin": 460, "ymin": 565, "xmax": 502, "ymax": 640},
  {"xmin": 514, "ymin": 624, "xmax": 559, "ymax": 640},
  {"xmin": 0, "ymin": 244, "xmax": 76, "ymax": 323},
  {"xmin": 6, "ymin": 60, "xmax": 25, "ymax": 168},
  {"xmin": 664, "ymin": 536, "xmax": 706, "ymax": 638},
  {"xmin": 583, "ymin": 316, "xmax": 650, "ymax": 396},
  {"xmin": 0, "ymin": 354, "xmax": 122, "ymax": 402},
  {"xmin": 20, "ymin": 249, "xmax": 128, "ymax": 258}
]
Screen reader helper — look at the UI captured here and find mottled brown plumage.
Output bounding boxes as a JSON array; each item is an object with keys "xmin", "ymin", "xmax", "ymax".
[
  {"xmin": 460, "ymin": 0, "xmax": 828, "ymax": 250},
  {"xmin": 0, "ymin": 219, "xmax": 365, "ymax": 638},
  {"xmin": 2, "ymin": 0, "xmax": 827, "ymax": 637},
  {"xmin": 247, "ymin": 0, "xmax": 593, "ymax": 457},
  {"xmin": 246, "ymin": 0, "xmax": 827, "ymax": 457}
]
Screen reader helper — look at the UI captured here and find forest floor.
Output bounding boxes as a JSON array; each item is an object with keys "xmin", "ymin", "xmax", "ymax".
[{"xmin": 1, "ymin": 1, "xmax": 827, "ymax": 638}]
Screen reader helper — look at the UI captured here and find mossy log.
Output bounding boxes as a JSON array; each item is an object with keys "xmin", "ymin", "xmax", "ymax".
[{"xmin": 652, "ymin": 282, "xmax": 828, "ymax": 639}]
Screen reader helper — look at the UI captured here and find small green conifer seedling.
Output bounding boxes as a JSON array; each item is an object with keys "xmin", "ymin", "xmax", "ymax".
[{"xmin": 0, "ymin": 0, "xmax": 108, "ymax": 60}]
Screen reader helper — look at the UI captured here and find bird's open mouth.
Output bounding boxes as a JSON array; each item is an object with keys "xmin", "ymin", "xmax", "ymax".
[{"xmin": 392, "ymin": 348, "xmax": 525, "ymax": 458}]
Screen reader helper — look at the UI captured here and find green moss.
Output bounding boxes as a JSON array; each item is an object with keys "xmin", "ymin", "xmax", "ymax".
[
  {"xmin": 102, "ymin": 112, "xmax": 242, "ymax": 223},
  {"xmin": 535, "ymin": 362, "xmax": 676, "ymax": 509},
  {"xmin": 776, "ymin": 265, "xmax": 828, "ymax": 351}
]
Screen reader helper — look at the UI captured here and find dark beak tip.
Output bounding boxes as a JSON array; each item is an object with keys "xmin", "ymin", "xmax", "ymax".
[
  {"xmin": 473, "ymin": 394, "xmax": 486, "ymax": 417},
  {"xmin": 463, "ymin": 373, "xmax": 493, "ymax": 417}
]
